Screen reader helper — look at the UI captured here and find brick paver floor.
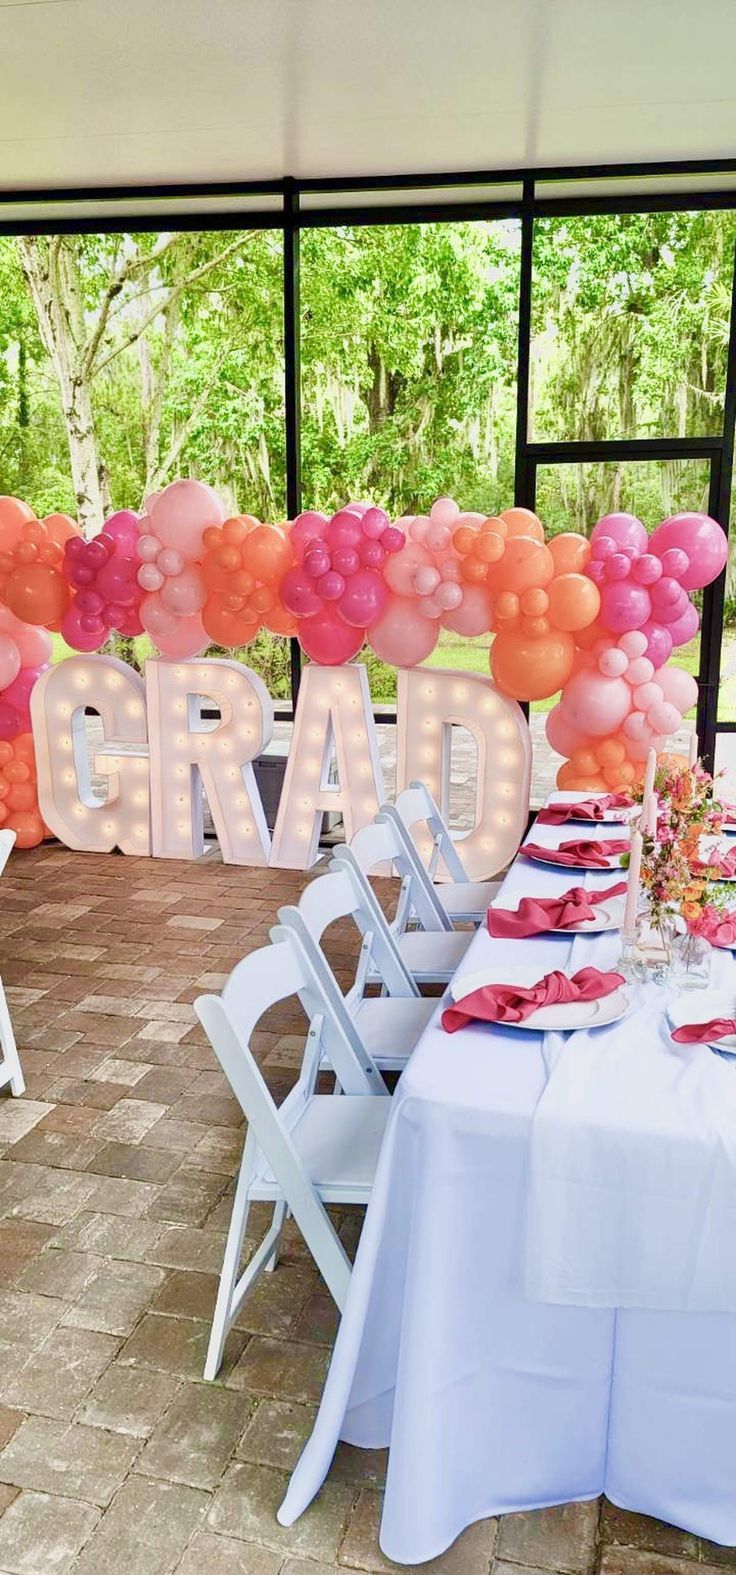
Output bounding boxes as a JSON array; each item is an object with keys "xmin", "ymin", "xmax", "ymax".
[{"xmin": 0, "ymin": 843, "xmax": 730, "ymax": 1574}]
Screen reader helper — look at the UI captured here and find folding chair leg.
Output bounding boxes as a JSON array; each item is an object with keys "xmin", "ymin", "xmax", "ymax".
[
  {"xmin": 0, "ymin": 979, "xmax": 24, "ymax": 1098},
  {"xmin": 264, "ymin": 1200, "xmax": 287, "ymax": 1273},
  {"xmin": 204, "ymin": 1133, "xmax": 256, "ymax": 1381}
]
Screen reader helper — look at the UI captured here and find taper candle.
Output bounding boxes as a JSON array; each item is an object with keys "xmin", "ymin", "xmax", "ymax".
[
  {"xmin": 624, "ymin": 823, "xmax": 643, "ymax": 937},
  {"xmin": 646, "ymin": 789, "xmax": 658, "ymax": 837},
  {"xmin": 643, "ymin": 746, "xmax": 657, "ymax": 804},
  {"xmin": 688, "ymin": 730, "xmax": 698, "ymax": 769}
]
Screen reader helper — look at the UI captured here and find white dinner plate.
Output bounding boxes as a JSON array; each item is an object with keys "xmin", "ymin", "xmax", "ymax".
[
  {"xmin": 526, "ymin": 849, "xmax": 627, "ymax": 873},
  {"xmin": 449, "ymin": 965, "xmax": 630, "ymax": 1031},
  {"xmin": 547, "ymin": 791, "xmax": 633, "ymax": 825},
  {"xmin": 667, "ymin": 991, "xmax": 736, "ymax": 1052},
  {"xmin": 490, "ymin": 894, "xmax": 626, "ymax": 933}
]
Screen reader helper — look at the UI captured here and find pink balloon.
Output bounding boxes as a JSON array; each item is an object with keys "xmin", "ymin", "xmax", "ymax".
[
  {"xmin": 140, "ymin": 592, "xmax": 178, "ymax": 639},
  {"xmin": 337, "ymin": 569, "xmax": 388, "ymax": 628},
  {"xmin": 592, "ymin": 513, "xmax": 648, "ymax": 556},
  {"xmin": 559, "ymin": 669, "xmax": 633, "ymax": 737},
  {"xmin": 607, "ymin": 553, "xmax": 632, "ymax": 581},
  {"xmin": 146, "ymin": 479, "xmax": 225, "ymax": 557},
  {"xmin": 138, "ymin": 563, "xmax": 164, "ymax": 593},
  {"xmin": 667, "ymin": 601, "xmax": 700, "ymax": 648},
  {"xmin": 598, "ymin": 648, "xmax": 628, "ymax": 677},
  {"xmin": 103, "ymin": 509, "xmax": 140, "ymax": 550},
  {"xmin": 626, "ymin": 656, "xmax": 654, "ymax": 687},
  {"xmin": 304, "ymin": 545, "xmax": 331, "ymax": 578},
  {"xmin": 280, "ymin": 566, "xmax": 324, "ymax": 618},
  {"xmin": 159, "ymin": 565, "xmax": 206, "ymax": 617},
  {"xmin": 623, "ymin": 712, "xmax": 653, "ymax": 743},
  {"xmin": 359, "ymin": 539, "xmax": 386, "ymax": 570},
  {"xmin": 633, "ymin": 682, "xmax": 663, "ymax": 712},
  {"xmin": 290, "ymin": 512, "xmax": 328, "ymax": 562},
  {"xmin": 651, "ymin": 582, "xmax": 690, "ymax": 626},
  {"xmin": 654, "ymin": 665, "xmax": 698, "ymax": 713},
  {"xmin": 0, "ymin": 665, "xmax": 44, "ymax": 729},
  {"xmin": 325, "ymin": 511, "xmax": 362, "ymax": 552},
  {"xmin": 660, "ymin": 547, "xmax": 689, "ymax": 579},
  {"xmin": 435, "ymin": 581, "xmax": 462, "ymax": 611},
  {"xmin": 0, "ymin": 702, "xmax": 21, "ymax": 741},
  {"xmin": 632, "ymin": 554, "xmax": 662, "ymax": 585},
  {"xmin": 60, "ymin": 603, "xmax": 105, "ymax": 652},
  {"xmin": 618, "ymin": 630, "xmax": 649, "ymax": 659},
  {"xmin": 599, "ymin": 581, "xmax": 652, "ymax": 634},
  {"xmin": 138, "ymin": 534, "xmax": 160, "ymax": 563},
  {"xmin": 430, "ymin": 496, "xmax": 460, "ymax": 528},
  {"xmin": 382, "ymin": 526, "xmax": 404, "ymax": 555},
  {"xmin": 627, "ymin": 727, "xmax": 666, "ymax": 761},
  {"xmin": 157, "ymin": 548, "xmax": 184, "ymax": 578},
  {"xmin": 361, "ymin": 508, "xmax": 390, "ymax": 540},
  {"xmin": 649, "ymin": 513, "xmax": 727, "ymax": 590},
  {"xmin": 642, "ymin": 621, "xmax": 673, "ymax": 666},
  {"xmin": 368, "ymin": 596, "xmax": 439, "ymax": 665},
  {"xmin": 317, "ymin": 570, "xmax": 345, "ymax": 601},
  {"xmin": 414, "ymin": 566, "xmax": 441, "ymax": 596},
  {"xmin": 648, "ymin": 700, "xmax": 681, "ymax": 734},
  {"xmin": 152, "ymin": 613, "xmax": 208, "ymax": 660},
  {"xmin": 441, "ymin": 585, "xmax": 491, "ymax": 636},
  {"xmin": 384, "ymin": 539, "xmax": 430, "ymax": 597},
  {"xmin": 0, "ymin": 634, "xmax": 21, "ymax": 691},
  {"xmin": 545, "ymin": 703, "xmax": 586, "ymax": 758},
  {"xmin": 331, "ymin": 547, "xmax": 360, "ymax": 577},
  {"xmin": 298, "ymin": 607, "xmax": 365, "ymax": 664},
  {"xmin": 0, "ymin": 607, "xmax": 51, "ymax": 667}
]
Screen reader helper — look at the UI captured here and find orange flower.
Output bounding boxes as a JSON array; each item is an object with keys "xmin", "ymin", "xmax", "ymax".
[{"xmin": 682, "ymin": 901, "xmax": 701, "ymax": 921}]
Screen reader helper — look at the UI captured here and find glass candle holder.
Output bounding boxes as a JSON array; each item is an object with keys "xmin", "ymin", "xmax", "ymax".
[{"xmin": 670, "ymin": 929, "xmax": 712, "ymax": 990}]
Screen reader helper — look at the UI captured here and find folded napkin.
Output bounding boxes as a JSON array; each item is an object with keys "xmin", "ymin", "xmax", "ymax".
[
  {"xmin": 442, "ymin": 965, "xmax": 625, "ymax": 1034},
  {"xmin": 522, "ymin": 837, "xmax": 631, "ymax": 869},
  {"xmin": 487, "ymin": 881, "xmax": 627, "ymax": 939},
  {"xmin": 536, "ymin": 793, "xmax": 632, "ymax": 826},
  {"xmin": 671, "ymin": 1018, "xmax": 736, "ymax": 1044},
  {"xmin": 693, "ymin": 846, "xmax": 736, "ymax": 880},
  {"xmin": 702, "ymin": 914, "xmax": 736, "ymax": 948}
]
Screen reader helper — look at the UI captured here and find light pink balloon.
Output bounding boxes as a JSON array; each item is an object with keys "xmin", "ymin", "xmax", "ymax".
[
  {"xmin": 159, "ymin": 565, "xmax": 207, "ymax": 616},
  {"xmin": 559, "ymin": 669, "xmax": 633, "ymax": 737},
  {"xmin": 157, "ymin": 548, "xmax": 184, "ymax": 577},
  {"xmin": 414, "ymin": 566, "xmax": 441, "ymax": 595},
  {"xmin": 430, "ymin": 496, "xmax": 460, "ymax": 528},
  {"xmin": 138, "ymin": 563, "xmax": 164, "ymax": 593},
  {"xmin": 435, "ymin": 581, "xmax": 462, "ymax": 611},
  {"xmin": 425, "ymin": 522, "xmax": 451, "ymax": 551},
  {"xmin": 368, "ymin": 596, "xmax": 439, "ymax": 665},
  {"xmin": 627, "ymin": 729, "xmax": 666, "ymax": 761},
  {"xmin": 633, "ymin": 682, "xmax": 663, "ymax": 712},
  {"xmin": 137, "ymin": 534, "xmax": 161, "ymax": 563},
  {"xmin": 153, "ymin": 614, "xmax": 208, "ymax": 660},
  {"xmin": 545, "ymin": 702, "xmax": 586, "ymax": 758},
  {"xmin": 0, "ymin": 607, "xmax": 51, "ymax": 668},
  {"xmin": 648, "ymin": 700, "xmax": 681, "ymax": 734},
  {"xmin": 147, "ymin": 478, "xmax": 225, "ymax": 557},
  {"xmin": 654, "ymin": 665, "xmax": 698, "ymax": 713},
  {"xmin": 441, "ymin": 585, "xmax": 491, "ymax": 636},
  {"xmin": 623, "ymin": 712, "xmax": 653, "ymax": 743},
  {"xmin": 598, "ymin": 648, "xmax": 628, "ymax": 677},
  {"xmin": 0, "ymin": 634, "xmax": 21, "ymax": 691},
  {"xmin": 618, "ymin": 630, "xmax": 649, "ymax": 659},
  {"xmin": 626, "ymin": 656, "xmax": 655, "ymax": 687},
  {"xmin": 384, "ymin": 539, "xmax": 430, "ymax": 597},
  {"xmin": 140, "ymin": 592, "xmax": 178, "ymax": 639}
]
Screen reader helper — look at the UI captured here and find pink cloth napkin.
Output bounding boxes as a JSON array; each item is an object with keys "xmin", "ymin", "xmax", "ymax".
[
  {"xmin": 536, "ymin": 794, "xmax": 632, "ymax": 826},
  {"xmin": 442, "ymin": 965, "xmax": 625, "ymax": 1034},
  {"xmin": 702, "ymin": 915, "xmax": 736, "ymax": 949},
  {"xmin": 693, "ymin": 846, "xmax": 736, "ymax": 879},
  {"xmin": 487, "ymin": 881, "xmax": 628, "ymax": 939},
  {"xmin": 672, "ymin": 1019, "xmax": 736, "ymax": 1044},
  {"xmin": 522, "ymin": 838, "xmax": 631, "ymax": 869}
]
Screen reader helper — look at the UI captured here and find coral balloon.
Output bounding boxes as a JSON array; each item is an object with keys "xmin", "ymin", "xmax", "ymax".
[
  {"xmin": 491, "ymin": 628, "xmax": 575, "ymax": 701},
  {"xmin": 491, "ymin": 537, "xmax": 554, "ymax": 595},
  {"xmin": 548, "ymin": 533, "xmax": 591, "ymax": 574},
  {"xmin": 4, "ymin": 562, "xmax": 70, "ymax": 626},
  {"xmin": 0, "ymin": 733, "xmax": 44, "ymax": 846},
  {"xmin": 298, "ymin": 606, "xmax": 365, "ymax": 664},
  {"xmin": 0, "ymin": 497, "xmax": 34, "ymax": 555},
  {"xmin": 500, "ymin": 508, "xmax": 545, "ymax": 541},
  {"xmin": 200, "ymin": 595, "xmax": 260, "ymax": 647},
  {"xmin": 368, "ymin": 598, "xmax": 439, "ymax": 665},
  {"xmin": 547, "ymin": 573, "xmax": 600, "ymax": 632},
  {"xmin": 241, "ymin": 525, "xmax": 293, "ymax": 583}
]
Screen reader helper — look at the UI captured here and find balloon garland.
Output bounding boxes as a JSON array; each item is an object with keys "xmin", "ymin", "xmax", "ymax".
[{"xmin": 0, "ymin": 479, "xmax": 726, "ymax": 847}]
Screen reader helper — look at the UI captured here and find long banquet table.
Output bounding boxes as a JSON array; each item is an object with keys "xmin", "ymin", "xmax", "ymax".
[{"xmin": 279, "ymin": 808, "xmax": 736, "ymax": 1566}]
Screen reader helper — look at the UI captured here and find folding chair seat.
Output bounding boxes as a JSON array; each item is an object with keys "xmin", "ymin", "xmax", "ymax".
[
  {"xmin": 277, "ymin": 861, "xmax": 436, "ymax": 1074},
  {"xmin": 333, "ymin": 817, "xmax": 472, "ymax": 985},
  {"xmin": 0, "ymin": 832, "xmax": 24, "ymax": 1098},
  {"xmin": 384, "ymin": 781, "xmax": 505, "ymax": 925},
  {"xmin": 195, "ymin": 927, "xmax": 390, "ymax": 1380}
]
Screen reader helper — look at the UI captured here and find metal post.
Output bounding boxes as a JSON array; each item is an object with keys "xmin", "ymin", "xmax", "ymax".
[{"xmin": 283, "ymin": 177, "xmax": 303, "ymax": 712}]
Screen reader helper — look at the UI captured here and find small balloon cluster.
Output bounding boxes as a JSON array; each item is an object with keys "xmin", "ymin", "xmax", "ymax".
[
  {"xmin": 545, "ymin": 512, "xmax": 726, "ymax": 792},
  {"xmin": 61, "ymin": 511, "xmax": 143, "ymax": 651},
  {"xmin": 201, "ymin": 517, "xmax": 296, "ymax": 647},
  {"xmin": 280, "ymin": 504, "xmax": 403, "ymax": 664}
]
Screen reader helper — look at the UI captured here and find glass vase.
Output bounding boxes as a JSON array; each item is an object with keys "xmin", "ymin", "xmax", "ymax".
[
  {"xmin": 621, "ymin": 913, "xmax": 674, "ymax": 986},
  {"xmin": 670, "ymin": 929, "xmax": 712, "ymax": 990}
]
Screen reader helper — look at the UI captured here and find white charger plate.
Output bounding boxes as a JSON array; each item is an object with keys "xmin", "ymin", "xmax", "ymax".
[
  {"xmin": 489, "ymin": 894, "xmax": 626, "ymax": 933},
  {"xmin": 449, "ymin": 965, "xmax": 629, "ymax": 1031},
  {"xmin": 667, "ymin": 991, "xmax": 736, "ymax": 1052},
  {"xmin": 526, "ymin": 849, "xmax": 628, "ymax": 873},
  {"xmin": 547, "ymin": 791, "xmax": 633, "ymax": 825}
]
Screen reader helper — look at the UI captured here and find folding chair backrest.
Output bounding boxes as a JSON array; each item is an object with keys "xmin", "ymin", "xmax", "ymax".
[
  {"xmin": 391, "ymin": 780, "xmax": 469, "ymax": 883},
  {"xmin": 0, "ymin": 831, "xmax": 16, "ymax": 881},
  {"xmin": 278, "ymin": 861, "xmax": 418, "ymax": 1010},
  {"xmin": 343, "ymin": 816, "xmax": 450, "ymax": 933}
]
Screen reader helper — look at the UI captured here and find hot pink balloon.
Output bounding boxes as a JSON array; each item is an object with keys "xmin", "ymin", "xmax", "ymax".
[
  {"xmin": 559, "ymin": 669, "xmax": 632, "ymax": 737},
  {"xmin": 632, "ymin": 554, "xmax": 662, "ymax": 585},
  {"xmin": 592, "ymin": 513, "xmax": 648, "ymax": 556},
  {"xmin": 298, "ymin": 606, "xmax": 365, "ymax": 664},
  {"xmin": 60, "ymin": 603, "xmax": 106, "ymax": 652},
  {"xmin": 368, "ymin": 597, "xmax": 439, "ymax": 665},
  {"xmin": 649, "ymin": 513, "xmax": 727, "ymax": 590},
  {"xmin": 642, "ymin": 621, "xmax": 673, "ymax": 666},
  {"xmin": 146, "ymin": 478, "xmax": 225, "ymax": 557},
  {"xmin": 103, "ymin": 509, "xmax": 140, "ymax": 550},
  {"xmin": 0, "ymin": 666, "xmax": 44, "ymax": 730},
  {"xmin": 599, "ymin": 581, "xmax": 652, "ymax": 634},
  {"xmin": 280, "ymin": 566, "xmax": 324, "ymax": 619},
  {"xmin": 337, "ymin": 569, "xmax": 389, "ymax": 629},
  {"xmin": 667, "ymin": 601, "xmax": 700, "ymax": 648},
  {"xmin": 290, "ymin": 512, "xmax": 328, "ymax": 562},
  {"xmin": 325, "ymin": 511, "xmax": 363, "ymax": 552}
]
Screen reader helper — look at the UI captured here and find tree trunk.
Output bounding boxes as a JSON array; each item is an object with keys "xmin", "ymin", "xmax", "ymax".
[{"xmin": 16, "ymin": 238, "xmax": 106, "ymax": 536}]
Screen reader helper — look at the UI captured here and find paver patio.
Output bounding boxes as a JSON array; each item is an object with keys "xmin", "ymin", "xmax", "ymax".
[{"xmin": 0, "ymin": 842, "xmax": 730, "ymax": 1574}]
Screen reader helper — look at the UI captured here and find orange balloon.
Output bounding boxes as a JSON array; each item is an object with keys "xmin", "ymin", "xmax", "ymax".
[
  {"xmin": 241, "ymin": 524, "xmax": 293, "ymax": 582},
  {"xmin": 520, "ymin": 586, "xmax": 549, "ymax": 616},
  {"xmin": 574, "ymin": 617, "xmax": 607, "ymax": 651},
  {"xmin": 595, "ymin": 737, "xmax": 627, "ymax": 768},
  {"xmin": 6, "ymin": 810, "xmax": 44, "ymax": 848},
  {"xmin": 202, "ymin": 594, "xmax": 260, "ymax": 647},
  {"xmin": 557, "ymin": 768, "xmax": 609, "ymax": 792},
  {"xmin": 548, "ymin": 533, "xmax": 591, "ymax": 574},
  {"xmin": 547, "ymin": 573, "xmax": 600, "ymax": 632},
  {"xmin": 490, "ymin": 627, "xmax": 575, "ymax": 701},
  {"xmin": 4, "ymin": 563, "xmax": 70, "ymax": 625},
  {"xmin": 571, "ymin": 748, "xmax": 600, "ymax": 776},
  {"xmin": 490, "ymin": 536, "xmax": 554, "ymax": 595},
  {"xmin": 475, "ymin": 530, "xmax": 505, "ymax": 565},
  {"xmin": 265, "ymin": 606, "xmax": 299, "ymax": 637},
  {"xmin": 42, "ymin": 513, "xmax": 80, "ymax": 549},
  {"xmin": 0, "ymin": 497, "xmax": 35, "ymax": 555},
  {"xmin": 500, "ymin": 507, "xmax": 545, "ymax": 542},
  {"xmin": 452, "ymin": 524, "xmax": 479, "ymax": 555}
]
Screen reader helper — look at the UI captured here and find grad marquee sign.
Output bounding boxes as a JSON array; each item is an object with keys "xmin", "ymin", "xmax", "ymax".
[{"xmin": 30, "ymin": 657, "xmax": 531, "ymax": 879}]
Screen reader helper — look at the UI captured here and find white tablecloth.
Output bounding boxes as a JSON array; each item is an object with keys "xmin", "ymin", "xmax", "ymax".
[{"xmin": 279, "ymin": 814, "xmax": 736, "ymax": 1564}]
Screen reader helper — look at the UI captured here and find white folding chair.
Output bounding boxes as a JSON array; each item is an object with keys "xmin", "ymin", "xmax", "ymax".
[
  {"xmin": 333, "ymin": 817, "xmax": 472, "ymax": 985},
  {"xmin": 384, "ymin": 781, "xmax": 503, "ymax": 925},
  {"xmin": 277, "ymin": 861, "xmax": 437, "ymax": 1074},
  {"xmin": 0, "ymin": 832, "xmax": 24, "ymax": 1098},
  {"xmin": 196, "ymin": 928, "xmax": 391, "ymax": 1380}
]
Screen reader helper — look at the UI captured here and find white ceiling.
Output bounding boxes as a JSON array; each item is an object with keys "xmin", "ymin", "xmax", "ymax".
[{"xmin": 1, "ymin": 0, "xmax": 735, "ymax": 192}]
